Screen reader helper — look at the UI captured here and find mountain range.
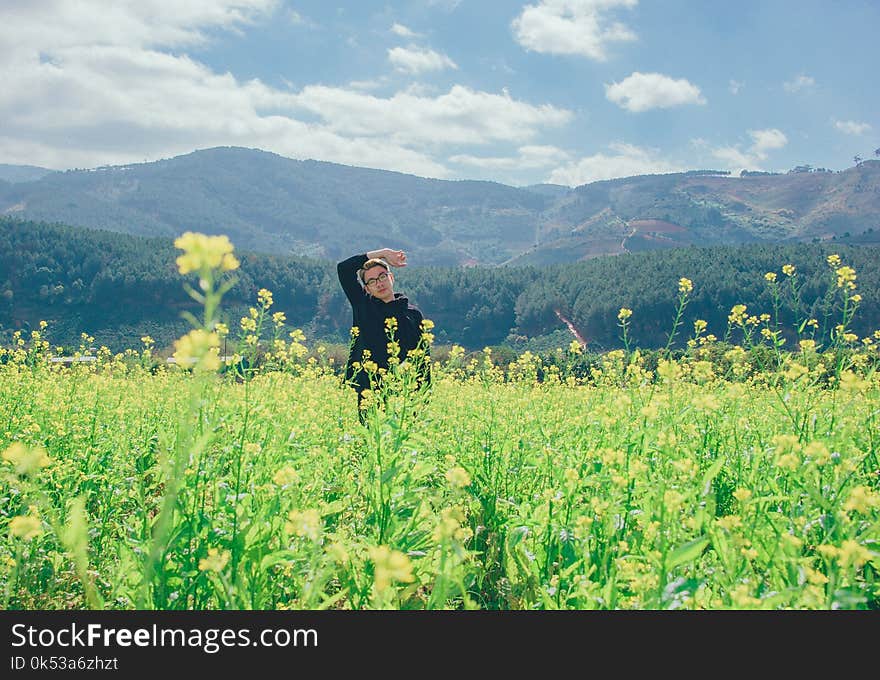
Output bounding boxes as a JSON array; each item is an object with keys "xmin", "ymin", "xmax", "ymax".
[{"xmin": 2, "ymin": 147, "xmax": 879, "ymax": 266}]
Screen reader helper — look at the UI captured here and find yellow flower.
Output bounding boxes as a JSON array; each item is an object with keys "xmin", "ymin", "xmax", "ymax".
[
  {"xmin": 2, "ymin": 442, "xmax": 51, "ymax": 476},
  {"xmin": 198, "ymin": 548, "xmax": 230, "ymax": 572},
  {"xmin": 803, "ymin": 441, "xmax": 831, "ymax": 466},
  {"xmin": 838, "ymin": 540, "xmax": 871, "ymax": 570},
  {"xmin": 445, "ymin": 466, "xmax": 471, "ymax": 489},
  {"xmin": 693, "ymin": 319, "xmax": 707, "ymax": 334},
  {"xmin": 273, "ymin": 466, "xmax": 301, "ymax": 487},
  {"xmin": 835, "ymin": 266, "xmax": 857, "ymax": 289},
  {"xmin": 174, "ymin": 232, "xmax": 238, "ymax": 275},
  {"xmin": 728, "ymin": 304, "xmax": 747, "ymax": 325},
  {"xmin": 286, "ymin": 509, "xmax": 322, "ymax": 541},
  {"xmin": 782, "ymin": 264, "xmax": 796, "ymax": 276},
  {"xmin": 843, "ymin": 486, "xmax": 879, "ymax": 514},
  {"xmin": 369, "ymin": 546, "xmax": 415, "ymax": 591},
  {"xmin": 799, "ymin": 339, "xmax": 816, "ymax": 352},
  {"xmin": 678, "ymin": 277, "xmax": 693, "ymax": 295},
  {"xmin": 9, "ymin": 514, "xmax": 43, "ymax": 540},
  {"xmin": 663, "ymin": 489, "xmax": 684, "ymax": 513},
  {"xmin": 826, "ymin": 254, "xmax": 841, "ymax": 268},
  {"xmin": 764, "ymin": 272, "xmax": 777, "ymax": 283},
  {"xmin": 733, "ymin": 488, "xmax": 752, "ymax": 503},
  {"xmin": 172, "ymin": 329, "xmax": 221, "ymax": 372},
  {"xmin": 617, "ymin": 307, "xmax": 633, "ymax": 321},
  {"xmin": 692, "ymin": 393, "xmax": 720, "ymax": 412},
  {"xmin": 257, "ymin": 288, "xmax": 274, "ymax": 309}
]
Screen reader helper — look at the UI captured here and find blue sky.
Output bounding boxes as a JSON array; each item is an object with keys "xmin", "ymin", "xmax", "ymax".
[{"xmin": 1, "ymin": 0, "xmax": 877, "ymax": 186}]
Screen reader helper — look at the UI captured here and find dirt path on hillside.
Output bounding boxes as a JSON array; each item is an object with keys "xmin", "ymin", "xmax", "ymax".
[{"xmin": 555, "ymin": 309, "xmax": 587, "ymax": 347}]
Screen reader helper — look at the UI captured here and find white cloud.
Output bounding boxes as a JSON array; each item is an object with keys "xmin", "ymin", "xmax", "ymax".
[
  {"xmin": 783, "ymin": 74, "xmax": 815, "ymax": 93},
  {"xmin": 605, "ymin": 72, "xmax": 706, "ymax": 112},
  {"xmin": 0, "ymin": 0, "xmax": 277, "ymax": 56},
  {"xmin": 0, "ymin": 1, "xmax": 573, "ymax": 178},
  {"xmin": 287, "ymin": 85, "xmax": 572, "ymax": 146},
  {"xmin": 835, "ymin": 120, "xmax": 872, "ymax": 135},
  {"xmin": 450, "ymin": 145, "xmax": 571, "ymax": 170},
  {"xmin": 729, "ymin": 79, "xmax": 743, "ymax": 95},
  {"xmin": 749, "ymin": 128, "xmax": 787, "ymax": 153},
  {"xmin": 426, "ymin": 0, "xmax": 462, "ymax": 10},
  {"xmin": 388, "ymin": 45, "xmax": 457, "ymax": 74},
  {"xmin": 390, "ymin": 23, "xmax": 418, "ymax": 38},
  {"xmin": 512, "ymin": 0, "xmax": 637, "ymax": 61},
  {"xmin": 286, "ymin": 9, "xmax": 317, "ymax": 28},
  {"xmin": 547, "ymin": 142, "xmax": 684, "ymax": 186},
  {"xmin": 708, "ymin": 128, "xmax": 788, "ymax": 172}
]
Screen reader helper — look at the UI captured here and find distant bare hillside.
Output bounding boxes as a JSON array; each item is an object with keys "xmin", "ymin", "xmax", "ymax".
[{"xmin": 1, "ymin": 148, "xmax": 877, "ymax": 265}]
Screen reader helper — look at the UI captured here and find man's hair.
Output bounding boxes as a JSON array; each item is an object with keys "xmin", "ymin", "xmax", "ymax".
[{"xmin": 359, "ymin": 258, "xmax": 391, "ymax": 284}]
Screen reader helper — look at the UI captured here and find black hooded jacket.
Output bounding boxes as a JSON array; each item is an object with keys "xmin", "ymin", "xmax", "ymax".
[{"xmin": 337, "ymin": 254, "xmax": 430, "ymax": 388}]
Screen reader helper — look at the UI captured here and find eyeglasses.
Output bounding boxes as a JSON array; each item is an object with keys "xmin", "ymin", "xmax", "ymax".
[{"xmin": 363, "ymin": 271, "xmax": 390, "ymax": 287}]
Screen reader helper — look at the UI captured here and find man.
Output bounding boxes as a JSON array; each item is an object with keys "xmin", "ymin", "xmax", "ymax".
[{"xmin": 337, "ymin": 248, "xmax": 431, "ymax": 422}]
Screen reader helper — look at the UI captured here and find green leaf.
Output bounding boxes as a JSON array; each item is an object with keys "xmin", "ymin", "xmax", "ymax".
[
  {"xmin": 259, "ymin": 550, "xmax": 299, "ymax": 572},
  {"xmin": 700, "ymin": 456, "xmax": 726, "ymax": 496},
  {"xmin": 666, "ymin": 536, "xmax": 710, "ymax": 570}
]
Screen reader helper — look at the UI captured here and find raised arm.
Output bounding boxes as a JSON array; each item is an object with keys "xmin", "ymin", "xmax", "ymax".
[{"xmin": 337, "ymin": 253, "xmax": 368, "ymax": 306}]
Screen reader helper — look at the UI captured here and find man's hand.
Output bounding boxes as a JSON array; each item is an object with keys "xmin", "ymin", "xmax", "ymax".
[
  {"xmin": 369, "ymin": 248, "xmax": 407, "ymax": 267},
  {"xmin": 384, "ymin": 249, "xmax": 407, "ymax": 267}
]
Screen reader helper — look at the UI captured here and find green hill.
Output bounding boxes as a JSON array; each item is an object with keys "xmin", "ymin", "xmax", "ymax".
[{"xmin": 2, "ymin": 149, "xmax": 878, "ymax": 267}]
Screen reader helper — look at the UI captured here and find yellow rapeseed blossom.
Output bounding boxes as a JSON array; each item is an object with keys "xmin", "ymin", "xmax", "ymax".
[
  {"xmin": 617, "ymin": 307, "xmax": 632, "ymax": 321},
  {"xmin": 369, "ymin": 546, "xmax": 415, "ymax": 591},
  {"xmin": 2, "ymin": 442, "xmax": 51, "ymax": 476},
  {"xmin": 843, "ymin": 486, "xmax": 879, "ymax": 514},
  {"xmin": 782, "ymin": 264, "xmax": 796, "ymax": 276},
  {"xmin": 826, "ymin": 254, "xmax": 841, "ymax": 268},
  {"xmin": 445, "ymin": 466, "xmax": 471, "ymax": 489},
  {"xmin": 835, "ymin": 266, "xmax": 856, "ymax": 289},
  {"xmin": 803, "ymin": 441, "xmax": 831, "ymax": 466},
  {"xmin": 273, "ymin": 466, "xmax": 301, "ymax": 487},
  {"xmin": 678, "ymin": 277, "xmax": 693, "ymax": 295},
  {"xmin": 286, "ymin": 509, "xmax": 322, "ymax": 541},
  {"xmin": 728, "ymin": 304, "xmax": 747, "ymax": 325},
  {"xmin": 257, "ymin": 288, "xmax": 274, "ymax": 309},
  {"xmin": 9, "ymin": 514, "xmax": 43, "ymax": 540},
  {"xmin": 198, "ymin": 548, "xmax": 230, "ymax": 572},
  {"xmin": 692, "ymin": 393, "xmax": 720, "ymax": 412},
  {"xmin": 174, "ymin": 232, "xmax": 239, "ymax": 275},
  {"xmin": 838, "ymin": 540, "xmax": 871, "ymax": 570},
  {"xmin": 764, "ymin": 272, "xmax": 777, "ymax": 283},
  {"xmin": 733, "ymin": 488, "xmax": 752, "ymax": 503},
  {"xmin": 172, "ymin": 329, "xmax": 221, "ymax": 372}
]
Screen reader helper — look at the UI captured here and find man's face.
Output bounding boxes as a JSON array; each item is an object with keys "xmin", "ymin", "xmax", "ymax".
[{"xmin": 363, "ymin": 266, "xmax": 394, "ymax": 301}]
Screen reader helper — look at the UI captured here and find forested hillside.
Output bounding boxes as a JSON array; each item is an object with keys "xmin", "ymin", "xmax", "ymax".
[{"xmin": 2, "ymin": 216, "xmax": 879, "ymax": 353}]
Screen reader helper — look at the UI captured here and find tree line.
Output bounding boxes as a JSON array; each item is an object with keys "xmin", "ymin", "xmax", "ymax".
[{"xmin": 2, "ymin": 216, "xmax": 878, "ymax": 353}]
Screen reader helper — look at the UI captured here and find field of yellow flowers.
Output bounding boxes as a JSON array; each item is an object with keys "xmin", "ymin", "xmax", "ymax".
[{"xmin": 1, "ymin": 234, "xmax": 878, "ymax": 610}]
